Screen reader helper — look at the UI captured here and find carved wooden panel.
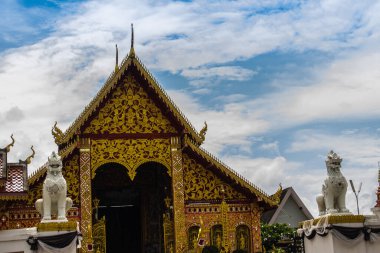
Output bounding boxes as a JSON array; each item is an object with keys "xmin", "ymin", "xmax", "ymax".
[
  {"xmin": 183, "ymin": 154, "xmax": 246, "ymax": 201},
  {"xmin": 84, "ymin": 74, "xmax": 177, "ymax": 134},
  {"xmin": 91, "ymin": 138, "xmax": 171, "ymax": 180},
  {"xmin": 63, "ymin": 154, "xmax": 80, "ymax": 205}
]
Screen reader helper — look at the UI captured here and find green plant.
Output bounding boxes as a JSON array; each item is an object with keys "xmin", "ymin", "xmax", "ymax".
[{"xmin": 261, "ymin": 223, "xmax": 295, "ymax": 253}]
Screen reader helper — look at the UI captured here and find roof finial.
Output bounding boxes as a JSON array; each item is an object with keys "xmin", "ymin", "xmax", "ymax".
[
  {"xmin": 3, "ymin": 134, "xmax": 15, "ymax": 153},
  {"xmin": 115, "ymin": 44, "xmax": 119, "ymax": 72},
  {"xmin": 131, "ymin": 23, "xmax": 134, "ymax": 48},
  {"xmin": 129, "ymin": 23, "xmax": 135, "ymax": 58},
  {"xmin": 21, "ymin": 146, "xmax": 35, "ymax": 165}
]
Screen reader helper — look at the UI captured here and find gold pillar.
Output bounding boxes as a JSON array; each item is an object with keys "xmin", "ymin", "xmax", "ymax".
[
  {"xmin": 170, "ymin": 137, "xmax": 187, "ymax": 252},
  {"xmin": 251, "ymin": 204, "xmax": 262, "ymax": 253},
  {"xmin": 79, "ymin": 138, "xmax": 93, "ymax": 252}
]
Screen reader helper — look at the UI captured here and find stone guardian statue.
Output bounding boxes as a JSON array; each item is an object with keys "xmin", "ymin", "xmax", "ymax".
[
  {"xmin": 35, "ymin": 151, "xmax": 73, "ymax": 222},
  {"xmin": 316, "ymin": 150, "xmax": 350, "ymax": 216}
]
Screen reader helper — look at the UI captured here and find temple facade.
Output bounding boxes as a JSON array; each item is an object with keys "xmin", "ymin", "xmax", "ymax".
[{"xmin": 0, "ymin": 41, "xmax": 280, "ymax": 253}]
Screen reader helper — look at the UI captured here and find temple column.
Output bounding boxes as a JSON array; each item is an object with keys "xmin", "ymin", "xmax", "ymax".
[
  {"xmin": 79, "ymin": 137, "xmax": 93, "ymax": 252},
  {"xmin": 170, "ymin": 137, "xmax": 187, "ymax": 252},
  {"xmin": 251, "ymin": 204, "xmax": 262, "ymax": 253}
]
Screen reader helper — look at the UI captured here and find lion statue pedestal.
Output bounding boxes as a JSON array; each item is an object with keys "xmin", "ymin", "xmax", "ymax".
[
  {"xmin": 316, "ymin": 150, "xmax": 350, "ymax": 216},
  {"xmin": 35, "ymin": 151, "xmax": 73, "ymax": 224}
]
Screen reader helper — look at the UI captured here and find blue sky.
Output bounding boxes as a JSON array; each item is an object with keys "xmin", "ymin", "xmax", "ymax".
[{"xmin": 1, "ymin": 0, "xmax": 380, "ymax": 217}]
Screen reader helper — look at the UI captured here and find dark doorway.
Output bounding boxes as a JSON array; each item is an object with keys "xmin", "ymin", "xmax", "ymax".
[{"xmin": 92, "ymin": 162, "xmax": 171, "ymax": 253}]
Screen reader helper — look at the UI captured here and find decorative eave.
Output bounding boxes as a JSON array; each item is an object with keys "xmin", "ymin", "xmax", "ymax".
[
  {"xmin": 55, "ymin": 52, "xmax": 203, "ymax": 146},
  {"xmin": 28, "ymin": 140, "xmax": 77, "ymax": 186},
  {"xmin": 184, "ymin": 136, "xmax": 281, "ymax": 207},
  {"xmin": 0, "ymin": 192, "xmax": 28, "ymax": 201}
]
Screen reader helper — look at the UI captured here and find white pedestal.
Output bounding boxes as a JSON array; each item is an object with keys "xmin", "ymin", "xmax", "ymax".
[
  {"xmin": 301, "ymin": 215, "xmax": 380, "ymax": 253},
  {"xmin": 0, "ymin": 222, "xmax": 80, "ymax": 253},
  {"xmin": 0, "ymin": 227, "xmax": 36, "ymax": 253}
]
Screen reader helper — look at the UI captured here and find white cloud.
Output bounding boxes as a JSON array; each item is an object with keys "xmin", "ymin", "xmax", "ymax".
[
  {"xmin": 167, "ymin": 89, "xmax": 270, "ymax": 154},
  {"xmin": 181, "ymin": 66, "xmax": 256, "ymax": 86},
  {"xmin": 260, "ymin": 141, "xmax": 279, "ymax": 152},
  {"xmin": 288, "ymin": 130, "xmax": 380, "ymax": 167}
]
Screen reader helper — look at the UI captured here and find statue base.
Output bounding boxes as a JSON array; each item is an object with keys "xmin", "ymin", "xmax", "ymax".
[
  {"xmin": 298, "ymin": 214, "xmax": 380, "ymax": 253},
  {"xmin": 37, "ymin": 220, "xmax": 77, "ymax": 232}
]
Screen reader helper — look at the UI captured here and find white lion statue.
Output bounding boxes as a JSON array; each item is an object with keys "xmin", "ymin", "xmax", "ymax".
[
  {"xmin": 316, "ymin": 150, "xmax": 350, "ymax": 216},
  {"xmin": 35, "ymin": 151, "xmax": 73, "ymax": 222}
]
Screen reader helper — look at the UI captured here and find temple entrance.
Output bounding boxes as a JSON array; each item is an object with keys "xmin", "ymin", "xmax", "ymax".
[{"xmin": 92, "ymin": 162, "xmax": 171, "ymax": 253}]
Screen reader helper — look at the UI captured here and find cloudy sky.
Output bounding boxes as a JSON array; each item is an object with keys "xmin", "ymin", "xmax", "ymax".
[{"xmin": 1, "ymin": 0, "xmax": 380, "ymax": 217}]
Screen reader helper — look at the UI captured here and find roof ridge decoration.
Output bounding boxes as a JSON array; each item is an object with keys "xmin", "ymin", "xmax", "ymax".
[
  {"xmin": 199, "ymin": 122, "xmax": 207, "ymax": 144},
  {"xmin": 20, "ymin": 146, "xmax": 35, "ymax": 165},
  {"xmin": 57, "ymin": 30, "xmax": 203, "ymax": 145},
  {"xmin": 2, "ymin": 134, "xmax": 15, "ymax": 153},
  {"xmin": 184, "ymin": 136, "xmax": 280, "ymax": 206},
  {"xmin": 52, "ymin": 122, "xmax": 64, "ymax": 145}
]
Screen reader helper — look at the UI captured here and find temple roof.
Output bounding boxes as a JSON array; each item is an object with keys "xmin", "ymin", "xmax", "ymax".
[
  {"xmin": 0, "ymin": 137, "xmax": 32, "ymax": 201},
  {"xmin": 29, "ymin": 45, "xmax": 280, "ymax": 207},
  {"xmin": 53, "ymin": 48, "xmax": 204, "ymax": 147},
  {"xmin": 184, "ymin": 137, "xmax": 281, "ymax": 207}
]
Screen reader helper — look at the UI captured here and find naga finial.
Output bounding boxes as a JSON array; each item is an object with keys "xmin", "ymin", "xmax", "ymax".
[
  {"xmin": 4, "ymin": 134, "xmax": 15, "ymax": 153},
  {"xmin": 115, "ymin": 44, "xmax": 119, "ymax": 72},
  {"xmin": 200, "ymin": 121, "xmax": 208, "ymax": 144},
  {"xmin": 129, "ymin": 23, "xmax": 135, "ymax": 57},
  {"xmin": 52, "ymin": 121, "xmax": 64, "ymax": 145},
  {"xmin": 271, "ymin": 183, "xmax": 282, "ymax": 205},
  {"xmin": 23, "ymin": 146, "xmax": 35, "ymax": 165}
]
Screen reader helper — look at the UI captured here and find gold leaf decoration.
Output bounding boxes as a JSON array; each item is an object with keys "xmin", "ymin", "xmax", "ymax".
[
  {"xmin": 91, "ymin": 139, "xmax": 172, "ymax": 180},
  {"xmin": 183, "ymin": 154, "xmax": 246, "ymax": 201},
  {"xmin": 63, "ymin": 155, "xmax": 80, "ymax": 205},
  {"xmin": 84, "ymin": 74, "xmax": 177, "ymax": 134}
]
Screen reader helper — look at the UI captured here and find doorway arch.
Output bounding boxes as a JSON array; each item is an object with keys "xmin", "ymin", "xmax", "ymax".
[{"xmin": 92, "ymin": 161, "xmax": 171, "ymax": 253}]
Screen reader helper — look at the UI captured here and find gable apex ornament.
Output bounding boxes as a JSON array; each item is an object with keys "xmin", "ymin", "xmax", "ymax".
[{"xmin": 129, "ymin": 23, "xmax": 135, "ymax": 58}]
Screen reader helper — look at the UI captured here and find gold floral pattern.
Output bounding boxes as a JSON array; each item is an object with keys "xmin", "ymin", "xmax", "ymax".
[
  {"xmin": 183, "ymin": 154, "xmax": 246, "ymax": 201},
  {"xmin": 63, "ymin": 154, "xmax": 80, "ymax": 205},
  {"xmin": 91, "ymin": 138, "xmax": 172, "ymax": 180},
  {"xmin": 84, "ymin": 74, "xmax": 177, "ymax": 134}
]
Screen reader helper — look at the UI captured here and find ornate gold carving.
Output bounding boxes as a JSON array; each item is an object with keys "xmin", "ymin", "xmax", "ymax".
[
  {"xmin": 91, "ymin": 139, "xmax": 171, "ymax": 180},
  {"xmin": 22, "ymin": 146, "xmax": 35, "ymax": 165},
  {"xmin": 80, "ymin": 148, "xmax": 92, "ymax": 253},
  {"xmin": 63, "ymin": 154, "xmax": 80, "ymax": 205},
  {"xmin": 27, "ymin": 180, "xmax": 43, "ymax": 206},
  {"xmin": 236, "ymin": 225, "xmax": 250, "ymax": 251},
  {"xmin": 185, "ymin": 138, "xmax": 277, "ymax": 206},
  {"xmin": 188, "ymin": 226, "xmax": 200, "ymax": 250},
  {"xmin": 271, "ymin": 184, "xmax": 282, "ymax": 205},
  {"xmin": 220, "ymin": 199, "xmax": 229, "ymax": 249},
  {"xmin": 93, "ymin": 217, "xmax": 106, "ymax": 253},
  {"xmin": 183, "ymin": 154, "xmax": 246, "ymax": 201},
  {"xmin": 3, "ymin": 134, "xmax": 15, "ymax": 153},
  {"xmin": 52, "ymin": 121, "xmax": 64, "ymax": 145},
  {"xmin": 171, "ymin": 137, "xmax": 187, "ymax": 252},
  {"xmin": 37, "ymin": 221, "xmax": 77, "ymax": 232},
  {"xmin": 84, "ymin": 74, "xmax": 177, "ymax": 135},
  {"xmin": 199, "ymin": 122, "xmax": 207, "ymax": 144}
]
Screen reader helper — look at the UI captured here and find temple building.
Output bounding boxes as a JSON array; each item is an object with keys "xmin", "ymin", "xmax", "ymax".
[{"xmin": 0, "ymin": 31, "xmax": 281, "ymax": 253}]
